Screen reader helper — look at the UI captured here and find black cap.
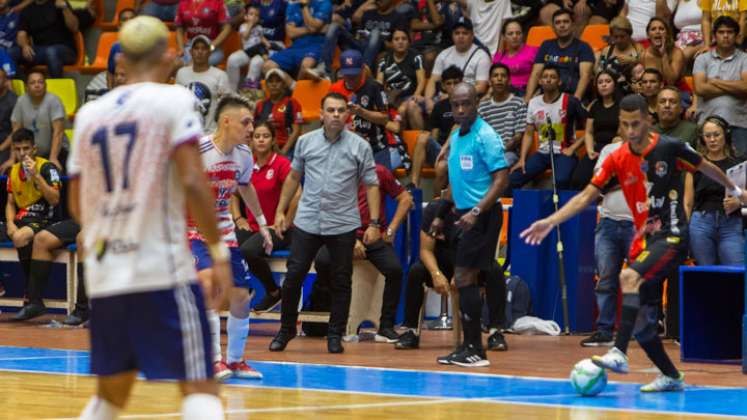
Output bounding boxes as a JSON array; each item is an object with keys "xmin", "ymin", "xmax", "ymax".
[{"xmin": 453, "ymin": 16, "xmax": 473, "ymax": 32}]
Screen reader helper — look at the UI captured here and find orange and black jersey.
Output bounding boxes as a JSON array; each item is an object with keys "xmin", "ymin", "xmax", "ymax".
[{"xmin": 590, "ymin": 133, "xmax": 702, "ymax": 259}]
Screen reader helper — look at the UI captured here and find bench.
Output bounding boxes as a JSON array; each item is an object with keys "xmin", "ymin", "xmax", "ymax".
[{"xmin": 0, "ymin": 242, "xmax": 78, "ymax": 314}]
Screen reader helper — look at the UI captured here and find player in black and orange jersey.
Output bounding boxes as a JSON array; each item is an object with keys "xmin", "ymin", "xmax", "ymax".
[{"xmin": 521, "ymin": 94, "xmax": 747, "ymax": 393}]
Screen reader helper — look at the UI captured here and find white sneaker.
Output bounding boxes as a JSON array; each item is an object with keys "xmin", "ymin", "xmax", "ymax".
[
  {"xmin": 591, "ymin": 347, "xmax": 629, "ymax": 373},
  {"xmin": 640, "ymin": 372, "xmax": 685, "ymax": 392}
]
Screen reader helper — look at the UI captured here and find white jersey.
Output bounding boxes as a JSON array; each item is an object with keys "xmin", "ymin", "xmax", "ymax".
[
  {"xmin": 186, "ymin": 135, "xmax": 253, "ymax": 247},
  {"xmin": 68, "ymin": 83, "xmax": 204, "ymax": 298}
]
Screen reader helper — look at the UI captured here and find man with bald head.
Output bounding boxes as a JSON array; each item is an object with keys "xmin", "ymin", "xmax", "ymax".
[{"xmin": 428, "ymin": 82, "xmax": 510, "ymax": 367}]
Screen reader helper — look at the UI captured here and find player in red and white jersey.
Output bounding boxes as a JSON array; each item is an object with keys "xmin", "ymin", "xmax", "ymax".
[
  {"xmin": 68, "ymin": 16, "xmax": 229, "ymax": 419},
  {"xmin": 188, "ymin": 94, "xmax": 273, "ymax": 381}
]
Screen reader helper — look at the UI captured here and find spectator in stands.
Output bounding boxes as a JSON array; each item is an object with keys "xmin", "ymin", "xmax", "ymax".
[
  {"xmin": 571, "ymin": 70, "xmax": 620, "ymax": 190},
  {"xmin": 4, "ymin": 128, "xmax": 60, "ymax": 309},
  {"xmin": 175, "ymin": 0, "xmax": 232, "ymax": 66},
  {"xmin": 673, "ymin": 0, "xmax": 703, "ymax": 64},
  {"xmin": 268, "ymin": 92, "xmax": 381, "ymax": 354},
  {"xmin": 314, "ymin": 164, "xmax": 412, "ymax": 343},
  {"xmin": 653, "ymin": 86, "xmax": 697, "ymax": 146},
  {"xmin": 579, "ymin": 135, "xmax": 633, "ymax": 347},
  {"xmin": 701, "ymin": 0, "xmax": 747, "ymax": 50},
  {"xmin": 262, "ymin": 0, "xmax": 331, "ymax": 80},
  {"xmin": 176, "ymin": 35, "xmax": 231, "ymax": 134},
  {"xmin": 424, "ymin": 17, "xmax": 490, "ymax": 114},
  {"xmin": 458, "ymin": 0, "xmax": 512, "ymax": 55},
  {"xmin": 640, "ymin": 67, "xmax": 663, "ymax": 123},
  {"xmin": 254, "ymin": 69, "xmax": 303, "ymax": 156},
  {"xmin": 693, "ymin": 15, "xmax": 747, "ymax": 158},
  {"xmin": 225, "ymin": 0, "xmax": 248, "ymax": 27},
  {"xmin": 15, "ymin": 0, "xmax": 80, "ymax": 78},
  {"xmin": 0, "ymin": 68, "xmax": 17, "ymax": 165},
  {"xmin": 685, "ymin": 116, "xmax": 745, "ymax": 266},
  {"xmin": 620, "ymin": 0, "xmax": 675, "ymax": 42},
  {"xmin": 105, "ymin": 7, "xmax": 136, "ymax": 89},
  {"xmin": 524, "ymin": 9, "xmax": 594, "ymax": 103},
  {"xmin": 13, "ymin": 219, "xmax": 80, "ymax": 321},
  {"xmin": 3, "ymin": 71, "xmax": 66, "ymax": 173},
  {"xmin": 227, "ymin": 4, "xmax": 282, "ymax": 91},
  {"xmin": 492, "ymin": 18, "xmax": 538, "ymax": 98},
  {"xmin": 329, "ymin": 49, "xmax": 402, "ymax": 171},
  {"xmin": 538, "ymin": 0, "xmax": 593, "ymax": 30},
  {"xmin": 235, "ymin": 122, "xmax": 297, "ymax": 312},
  {"xmin": 136, "ymin": 0, "xmax": 177, "ymax": 21},
  {"xmin": 69, "ymin": 0, "xmax": 97, "ymax": 32},
  {"xmin": 408, "ymin": 0, "xmax": 448, "ymax": 71},
  {"xmin": 395, "ymin": 198, "xmax": 507, "ymax": 351},
  {"xmin": 640, "ymin": 17, "xmax": 685, "ymax": 86},
  {"xmin": 588, "ymin": 0, "xmax": 624, "ymax": 25},
  {"xmin": 478, "ymin": 63, "xmax": 527, "ymax": 168},
  {"xmin": 409, "ymin": 65, "xmax": 461, "ymax": 190},
  {"xmin": 510, "ymin": 65, "xmax": 586, "ymax": 192},
  {"xmin": 0, "ymin": 0, "xmax": 19, "ymax": 78},
  {"xmin": 595, "ymin": 16, "xmax": 642, "ymax": 95},
  {"xmin": 254, "ymin": 0, "xmax": 287, "ymax": 53},
  {"xmin": 376, "ymin": 28, "xmax": 426, "ymax": 130}
]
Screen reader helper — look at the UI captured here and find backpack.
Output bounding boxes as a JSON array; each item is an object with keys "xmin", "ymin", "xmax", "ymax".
[{"xmin": 504, "ymin": 275, "xmax": 531, "ymax": 328}]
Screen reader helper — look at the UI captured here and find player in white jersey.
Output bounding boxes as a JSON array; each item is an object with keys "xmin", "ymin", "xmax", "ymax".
[
  {"xmin": 68, "ymin": 16, "xmax": 230, "ymax": 420},
  {"xmin": 187, "ymin": 94, "xmax": 273, "ymax": 381}
]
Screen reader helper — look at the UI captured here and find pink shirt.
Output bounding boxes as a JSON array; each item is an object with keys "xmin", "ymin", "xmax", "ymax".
[{"xmin": 492, "ymin": 44, "xmax": 538, "ymax": 91}]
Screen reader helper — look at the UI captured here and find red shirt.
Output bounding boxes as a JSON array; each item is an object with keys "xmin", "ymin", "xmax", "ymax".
[
  {"xmin": 175, "ymin": 0, "xmax": 229, "ymax": 41},
  {"xmin": 244, "ymin": 153, "xmax": 292, "ymax": 231},
  {"xmin": 357, "ymin": 164, "xmax": 405, "ymax": 238},
  {"xmin": 254, "ymin": 96, "xmax": 304, "ymax": 148}
]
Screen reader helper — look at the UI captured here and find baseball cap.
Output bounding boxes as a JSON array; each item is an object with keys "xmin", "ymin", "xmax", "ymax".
[
  {"xmin": 191, "ymin": 35, "xmax": 212, "ymax": 49},
  {"xmin": 339, "ymin": 49, "xmax": 363, "ymax": 77},
  {"xmin": 265, "ymin": 68, "xmax": 286, "ymax": 83},
  {"xmin": 453, "ymin": 16, "xmax": 473, "ymax": 32}
]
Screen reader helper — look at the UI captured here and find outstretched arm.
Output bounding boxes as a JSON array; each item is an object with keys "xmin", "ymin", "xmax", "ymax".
[{"xmin": 520, "ymin": 184, "xmax": 601, "ymax": 245}]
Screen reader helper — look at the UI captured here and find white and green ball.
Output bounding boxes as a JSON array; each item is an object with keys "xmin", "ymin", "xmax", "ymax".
[{"xmin": 570, "ymin": 358, "xmax": 608, "ymax": 396}]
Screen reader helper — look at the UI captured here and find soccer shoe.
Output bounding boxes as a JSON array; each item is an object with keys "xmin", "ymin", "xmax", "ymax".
[
  {"xmin": 437, "ymin": 344, "xmax": 465, "ymax": 365},
  {"xmin": 394, "ymin": 330, "xmax": 419, "ymax": 350},
  {"xmin": 487, "ymin": 331, "xmax": 508, "ymax": 351},
  {"xmin": 591, "ymin": 347, "xmax": 629, "ymax": 373},
  {"xmin": 253, "ymin": 292, "xmax": 281, "ymax": 312},
  {"xmin": 213, "ymin": 361, "xmax": 233, "ymax": 382},
  {"xmin": 640, "ymin": 372, "xmax": 685, "ymax": 392},
  {"xmin": 450, "ymin": 344, "xmax": 491, "ymax": 368},
  {"xmin": 12, "ymin": 303, "xmax": 46, "ymax": 321},
  {"xmin": 228, "ymin": 361, "xmax": 263, "ymax": 380},
  {"xmin": 580, "ymin": 331, "xmax": 614, "ymax": 347},
  {"xmin": 374, "ymin": 327, "xmax": 400, "ymax": 343}
]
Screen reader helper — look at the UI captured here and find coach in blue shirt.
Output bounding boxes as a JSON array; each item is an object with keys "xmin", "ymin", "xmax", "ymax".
[{"xmin": 430, "ymin": 82, "xmax": 509, "ymax": 368}]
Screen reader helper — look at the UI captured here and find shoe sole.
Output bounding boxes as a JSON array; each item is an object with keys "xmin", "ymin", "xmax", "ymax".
[
  {"xmin": 488, "ymin": 345, "xmax": 508, "ymax": 351},
  {"xmin": 234, "ymin": 372, "xmax": 264, "ymax": 380},
  {"xmin": 374, "ymin": 334, "xmax": 399, "ymax": 343},
  {"xmin": 394, "ymin": 344, "xmax": 419, "ymax": 350},
  {"xmin": 591, "ymin": 356, "xmax": 629, "ymax": 374},
  {"xmin": 214, "ymin": 370, "xmax": 232, "ymax": 382},
  {"xmin": 640, "ymin": 385, "xmax": 684, "ymax": 393},
  {"xmin": 452, "ymin": 360, "xmax": 491, "ymax": 368},
  {"xmin": 437, "ymin": 358, "xmax": 452, "ymax": 365},
  {"xmin": 580, "ymin": 341, "xmax": 614, "ymax": 348}
]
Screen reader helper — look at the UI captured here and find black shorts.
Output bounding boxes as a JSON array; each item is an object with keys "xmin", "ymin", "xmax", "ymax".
[
  {"xmin": 16, "ymin": 216, "xmax": 49, "ymax": 234},
  {"xmin": 451, "ymin": 202, "xmax": 503, "ymax": 271},
  {"xmin": 629, "ymin": 233, "xmax": 687, "ymax": 282},
  {"xmin": 44, "ymin": 219, "xmax": 80, "ymax": 246}
]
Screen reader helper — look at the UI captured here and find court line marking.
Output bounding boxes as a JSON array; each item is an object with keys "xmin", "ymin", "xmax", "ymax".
[{"xmin": 0, "ymin": 356, "xmax": 88, "ymax": 361}]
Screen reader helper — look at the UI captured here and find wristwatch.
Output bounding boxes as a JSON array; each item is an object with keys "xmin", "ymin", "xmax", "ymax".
[
  {"xmin": 469, "ymin": 206, "xmax": 481, "ymax": 217},
  {"xmin": 386, "ymin": 227, "xmax": 394, "ymax": 237}
]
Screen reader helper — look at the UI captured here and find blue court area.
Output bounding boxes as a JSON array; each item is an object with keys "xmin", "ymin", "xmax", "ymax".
[{"xmin": 1, "ymin": 345, "xmax": 747, "ymax": 418}]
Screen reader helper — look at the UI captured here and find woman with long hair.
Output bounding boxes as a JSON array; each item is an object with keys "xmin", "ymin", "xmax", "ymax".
[
  {"xmin": 492, "ymin": 18, "xmax": 538, "ymax": 97},
  {"xmin": 640, "ymin": 16, "xmax": 685, "ymax": 85},
  {"xmin": 684, "ymin": 116, "xmax": 745, "ymax": 266}
]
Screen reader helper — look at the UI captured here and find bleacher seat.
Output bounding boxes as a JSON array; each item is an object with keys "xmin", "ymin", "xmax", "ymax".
[
  {"xmin": 526, "ymin": 26, "xmax": 554, "ymax": 48},
  {"xmin": 291, "ymin": 79, "xmax": 331, "ymax": 122},
  {"xmin": 64, "ymin": 32, "xmax": 87, "ymax": 73},
  {"xmin": 11, "ymin": 79, "xmax": 23, "ymax": 96},
  {"xmin": 46, "ymin": 79, "xmax": 78, "ymax": 120},
  {"xmin": 581, "ymin": 24, "xmax": 610, "ymax": 51},
  {"xmin": 100, "ymin": 0, "xmax": 135, "ymax": 30},
  {"xmin": 85, "ymin": 31, "xmax": 118, "ymax": 74},
  {"xmin": 394, "ymin": 130, "xmax": 434, "ymax": 178}
]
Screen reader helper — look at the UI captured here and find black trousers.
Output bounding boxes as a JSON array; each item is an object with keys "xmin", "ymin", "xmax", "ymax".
[
  {"xmin": 280, "ymin": 227, "xmax": 356, "ymax": 337},
  {"xmin": 237, "ymin": 227, "xmax": 293, "ymax": 294},
  {"xmin": 315, "ymin": 239, "xmax": 404, "ymax": 329}
]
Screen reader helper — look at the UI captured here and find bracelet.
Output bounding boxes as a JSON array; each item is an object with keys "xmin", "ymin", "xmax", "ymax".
[
  {"xmin": 207, "ymin": 241, "xmax": 230, "ymax": 263},
  {"xmin": 256, "ymin": 214, "xmax": 267, "ymax": 227}
]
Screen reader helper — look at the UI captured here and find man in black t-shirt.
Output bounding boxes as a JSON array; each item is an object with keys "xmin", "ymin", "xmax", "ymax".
[
  {"xmin": 409, "ymin": 65, "xmax": 461, "ymax": 189},
  {"xmin": 15, "ymin": 0, "xmax": 78, "ymax": 78}
]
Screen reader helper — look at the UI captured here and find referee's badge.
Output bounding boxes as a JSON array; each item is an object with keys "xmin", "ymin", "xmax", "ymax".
[
  {"xmin": 460, "ymin": 155, "xmax": 473, "ymax": 170},
  {"xmin": 266, "ymin": 169, "xmax": 275, "ymax": 180}
]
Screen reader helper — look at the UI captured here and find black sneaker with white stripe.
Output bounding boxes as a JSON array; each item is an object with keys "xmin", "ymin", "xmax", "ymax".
[
  {"xmin": 437, "ymin": 344, "xmax": 465, "ymax": 365},
  {"xmin": 450, "ymin": 344, "xmax": 490, "ymax": 368}
]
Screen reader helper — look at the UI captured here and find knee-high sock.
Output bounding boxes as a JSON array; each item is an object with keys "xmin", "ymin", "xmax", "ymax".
[
  {"xmin": 17, "ymin": 244, "xmax": 33, "ymax": 296},
  {"xmin": 79, "ymin": 396, "xmax": 120, "ymax": 420},
  {"xmin": 227, "ymin": 314, "xmax": 250, "ymax": 364},
  {"xmin": 459, "ymin": 284, "xmax": 483, "ymax": 349},
  {"xmin": 182, "ymin": 393, "xmax": 224, "ymax": 420},
  {"xmin": 27, "ymin": 259, "xmax": 52, "ymax": 305},
  {"xmin": 207, "ymin": 310, "xmax": 222, "ymax": 363},
  {"xmin": 639, "ymin": 336, "xmax": 680, "ymax": 378},
  {"xmin": 614, "ymin": 293, "xmax": 640, "ymax": 354}
]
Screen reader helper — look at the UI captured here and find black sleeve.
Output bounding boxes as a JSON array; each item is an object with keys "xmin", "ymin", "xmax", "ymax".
[
  {"xmin": 40, "ymin": 163, "xmax": 61, "ymax": 189},
  {"xmin": 674, "ymin": 140, "xmax": 703, "ymax": 172},
  {"xmin": 420, "ymin": 200, "xmax": 439, "ymax": 234}
]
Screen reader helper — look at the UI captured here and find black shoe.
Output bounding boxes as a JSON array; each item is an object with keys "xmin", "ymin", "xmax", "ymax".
[
  {"xmin": 437, "ymin": 344, "xmax": 465, "ymax": 365},
  {"xmin": 269, "ymin": 329, "xmax": 296, "ymax": 352},
  {"xmin": 374, "ymin": 327, "xmax": 400, "ymax": 343},
  {"xmin": 12, "ymin": 303, "xmax": 46, "ymax": 321},
  {"xmin": 487, "ymin": 331, "xmax": 508, "ymax": 351},
  {"xmin": 450, "ymin": 344, "xmax": 490, "ymax": 368},
  {"xmin": 580, "ymin": 331, "xmax": 614, "ymax": 347},
  {"xmin": 394, "ymin": 330, "xmax": 419, "ymax": 349},
  {"xmin": 62, "ymin": 310, "xmax": 89, "ymax": 326},
  {"xmin": 254, "ymin": 292, "xmax": 281, "ymax": 312},
  {"xmin": 327, "ymin": 336, "xmax": 344, "ymax": 354}
]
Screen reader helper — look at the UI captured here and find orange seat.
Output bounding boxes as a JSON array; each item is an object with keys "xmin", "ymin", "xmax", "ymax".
[
  {"xmin": 63, "ymin": 32, "xmax": 87, "ymax": 72},
  {"xmin": 581, "ymin": 24, "xmax": 610, "ymax": 51},
  {"xmin": 84, "ymin": 31, "xmax": 118, "ymax": 74},
  {"xmin": 291, "ymin": 79, "xmax": 331, "ymax": 122},
  {"xmin": 526, "ymin": 26, "xmax": 554, "ymax": 48},
  {"xmin": 221, "ymin": 31, "xmax": 242, "ymax": 59},
  {"xmin": 682, "ymin": 76, "xmax": 694, "ymax": 93},
  {"xmin": 100, "ymin": 0, "xmax": 136, "ymax": 30},
  {"xmin": 394, "ymin": 130, "xmax": 434, "ymax": 178}
]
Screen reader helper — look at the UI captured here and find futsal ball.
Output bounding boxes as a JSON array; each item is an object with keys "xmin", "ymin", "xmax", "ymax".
[{"xmin": 570, "ymin": 358, "xmax": 607, "ymax": 396}]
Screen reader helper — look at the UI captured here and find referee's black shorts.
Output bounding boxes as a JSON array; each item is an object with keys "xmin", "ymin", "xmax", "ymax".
[
  {"xmin": 451, "ymin": 201, "xmax": 502, "ymax": 271},
  {"xmin": 44, "ymin": 219, "xmax": 80, "ymax": 246}
]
